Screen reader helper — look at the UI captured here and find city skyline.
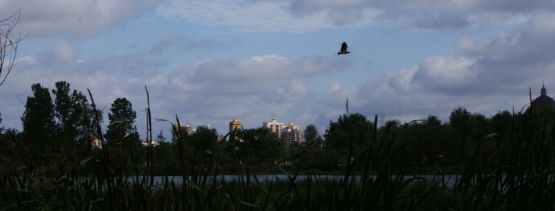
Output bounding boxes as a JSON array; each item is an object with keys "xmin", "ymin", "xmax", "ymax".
[
  {"xmin": 1, "ymin": 1, "xmax": 555, "ymax": 138},
  {"xmin": 176, "ymin": 116, "xmax": 304, "ymax": 143}
]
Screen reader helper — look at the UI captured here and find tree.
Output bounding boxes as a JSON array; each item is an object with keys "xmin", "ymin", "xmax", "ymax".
[
  {"xmin": 154, "ymin": 141, "xmax": 179, "ymax": 175},
  {"xmin": 52, "ymin": 82, "xmax": 96, "ymax": 141},
  {"xmin": 449, "ymin": 107, "xmax": 471, "ymax": 138},
  {"xmin": 21, "ymin": 83, "xmax": 56, "ymax": 145},
  {"xmin": 105, "ymin": 98, "xmax": 140, "ymax": 146},
  {"xmin": 398, "ymin": 116, "xmax": 459, "ymax": 166},
  {"xmin": 104, "ymin": 98, "xmax": 141, "ymax": 175},
  {"xmin": 0, "ymin": 11, "xmax": 23, "ymax": 87},
  {"xmin": 53, "ymin": 82, "xmax": 72, "ymax": 127},
  {"xmin": 291, "ymin": 124, "xmax": 333, "ymax": 171},
  {"xmin": 52, "ymin": 82, "xmax": 76, "ymax": 150},
  {"xmin": 73, "ymin": 89, "xmax": 99, "ymax": 145},
  {"xmin": 303, "ymin": 124, "xmax": 321, "ymax": 148},
  {"xmin": 490, "ymin": 111, "xmax": 511, "ymax": 134},
  {"xmin": 21, "ymin": 83, "xmax": 57, "ymax": 168},
  {"xmin": 425, "ymin": 116, "xmax": 441, "ymax": 127},
  {"xmin": 324, "ymin": 113, "xmax": 375, "ymax": 158},
  {"xmin": 469, "ymin": 113, "xmax": 489, "ymax": 140},
  {"xmin": 224, "ymin": 127, "xmax": 285, "ymax": 160},
  {"xmin": 185, "ymin": 127, "xmax": 221, "ymax": 161},
  {"xmin": 51, "ymin": 81, "xmax": 98, "ymax": 166}
]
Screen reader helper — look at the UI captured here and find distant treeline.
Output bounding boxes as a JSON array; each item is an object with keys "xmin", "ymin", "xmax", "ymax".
[{"xmin": 1, "ymin": 81, "xmax": 555, "ymax": 175}]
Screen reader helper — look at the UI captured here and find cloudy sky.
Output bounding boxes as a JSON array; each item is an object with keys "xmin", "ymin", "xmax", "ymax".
[{"xmin": 1, "ymin": 0, "xmax": 554, "ymax": 136}]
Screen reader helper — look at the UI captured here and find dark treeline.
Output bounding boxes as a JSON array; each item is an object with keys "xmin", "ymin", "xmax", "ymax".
[
  {"xmin": 3, "ymin": 81, "xmax": 555, "ymax": 209},
  {"xmin": 1, "ymin": 81, "xmax": 553, "ymax": 176}
]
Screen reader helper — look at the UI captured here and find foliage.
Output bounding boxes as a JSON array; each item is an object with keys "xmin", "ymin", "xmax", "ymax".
[
  {"xmin": 189, "ymin": 126, "xmax": 222, "ymax": 160},
  {"xmin": 105, "ymin": 98, "xmax": 139, "ymax": 146},
  {"xmin": 5, "ymin": 82, "xmax": 555, "ymax": 209},
  {"xmin": 303, "ymin": 124, "xmax": 322, "ymax": 148},
  {"xmin": 21, "ymin": 83, "xmax": 57, "ymax": 166},
  {"xmin": 224, "ymin": 127, "xmax": 285, "ymax": 161},
  {"xmin": 324, "ymin": 113, "xmax": 375, "ymax": 161},
  {"xmin": 104, "ymin": 97, "xmax": 142, "ymax": 177}
]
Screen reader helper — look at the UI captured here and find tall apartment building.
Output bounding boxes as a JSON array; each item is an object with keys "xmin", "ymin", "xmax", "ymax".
[
  {"xmin": 281, "ymin": 123, "xmax": 302, "ymax": 145},
  {"xmin": 263, "ymin": 117, "xmax": 302, "ymax": 145},
  {"xmin": 229, "ymin": 119, "xmax": 242, "ymax": 140},
  {"xmin": 263, "ymin": 116, "xmax": 285, "ymax": 138}
]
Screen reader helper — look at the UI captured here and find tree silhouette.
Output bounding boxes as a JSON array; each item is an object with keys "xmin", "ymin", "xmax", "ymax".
[
  {"xmin": 21, "ymin": 83, "xmax": 57, "ymax": 166},
  {"xmin": 190, "ymin": 126, "xmax": 221, "ymax": 160},
  {"xmin": 449, "ymin": 107, "xmax": 471, "ymax": 138},
  {"xmin": 325, "ymin": 113, "xmax": 374, "ymax": 159},
  {"xmin": 22, "ymin": 83, "xmax": 56, "ymax": 144},
  {"xmin": 105, "ymin": 98, "xmax": 141, "ymax": 175},
  {"xmin": 303, "ymin": 124, "xmax": 321, "ymax": 148},
  {"xmin": 51, "ymin": 81, "xmax": 97, "ymax": 166},
  {"xmin": 105, "ymin": 98, "xmax": 139, "ymax": 146}
]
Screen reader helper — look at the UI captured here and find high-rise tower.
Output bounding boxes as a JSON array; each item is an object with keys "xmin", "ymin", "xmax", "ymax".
[
  {"xmin": 229, "ymin": 118, "xmax": 242, "ymax": 140},
  {"xmin": 263, "ymin": 116, "xmax": 285, "ymax": 138}
]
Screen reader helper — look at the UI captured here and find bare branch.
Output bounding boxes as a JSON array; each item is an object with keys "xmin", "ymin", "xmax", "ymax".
[{"xmin": 0, "ymin": 10, "xmax": 25, "ymax": 87}]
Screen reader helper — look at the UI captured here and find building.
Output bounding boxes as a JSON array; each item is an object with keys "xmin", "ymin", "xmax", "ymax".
[
  {"xmin": 281, "ymin": 123, "xmax": 303, "ymax": 145},
  {"xmin": 179, "ymin": 123, "xmax": 215, "ymax": 135},
  {"xmin": 183, "ymin": 123, "xmax": 195, "ymax": 135},
  {"xmin": 229, "ymin": 119, "xmax": 242, "ymax": 133},
  {"xmin": 229, "ymin": 119, "xmax": 242, "ymax": 139},
  {"xmin": 197, "ymin": 123, "xmax": 214, "ymax": 132},
  {"xmin": 530, "ymin": 84, "xmax": 555, "ymax": 111},
  {"xmin": 263, "ymin": 116, "xmax": 285, "ymax": 138},
  {"xmin": 263, "ymin": 117, "xmax": 303, "ymax": 145}
]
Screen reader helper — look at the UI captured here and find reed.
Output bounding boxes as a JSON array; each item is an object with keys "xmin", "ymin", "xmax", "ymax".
[{"xmin": 2, "ymin": 90, "xmax": 555, "ymax": 210}]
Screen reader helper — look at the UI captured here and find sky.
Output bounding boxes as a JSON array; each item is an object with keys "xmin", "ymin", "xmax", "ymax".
[{"xmin": 1, "ymin": 0, "xmax": 555, "ymax": 137}]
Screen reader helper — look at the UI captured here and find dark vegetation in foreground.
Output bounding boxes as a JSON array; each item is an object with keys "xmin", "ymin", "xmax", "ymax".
[{"xmin": 2, "ymin": 81, "xmax": 555, "ymax": 209}]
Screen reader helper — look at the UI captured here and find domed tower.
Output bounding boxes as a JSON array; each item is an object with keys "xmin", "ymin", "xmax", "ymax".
[{"xmin": 530, "ymin": 84, "xmax": 555, "ymax": 110}]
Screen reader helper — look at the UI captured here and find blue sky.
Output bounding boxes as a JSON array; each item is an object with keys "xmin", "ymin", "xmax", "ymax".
[{"xmin": 1, "ymin": 0, "xmax": 555, "ymax": 137}]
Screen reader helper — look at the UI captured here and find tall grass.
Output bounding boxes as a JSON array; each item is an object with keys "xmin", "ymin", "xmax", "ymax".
[{"xmin": 2, "ymin": 92, "xmax": 555, "ymax": 210}]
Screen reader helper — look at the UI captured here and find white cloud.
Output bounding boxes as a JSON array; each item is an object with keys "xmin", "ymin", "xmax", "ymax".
[
  {"xmin": 53, "ymin": 41, "xmax": 79, "ymax": 62},
  {"xmin": 2, "ymin": 0, "xmax": 555, "ymax": 37},
  {"xmin": 157, "ymin": 0, "xmax": 379, "ymax": 32},
  {"xmin": 5, "ymin": 2, "xmax": 555, "ymax": 136},
  {"xmin": 417, "ymin": 55, "xmax": 477, "ymax": 86},
  {"xmin": 2, "ymin": 0, "xmax": 553, "ymax": 37},
  {"xmin": 526, "ymin": 11, "xmax": 555, "ymax": 35},
  {"xmin": 0, "ymin": 0, "xmax": 156, "ymax": 37},
  {"xmin": 14, "ymin": 56, "xmax": 36, "ymax": 64},
  {"xmin": 349, "ymin": 12, "xmax": 555, "ymax": 122},
  {"xmin": 172, "ymin": 54, "xmax": 346, "ymax": 94},
  {"xmin": 1, "ymin": 37, "xmax": 348, "ymax": 135},
  {"xmin": 158, "ymin": 0, "xmax": 555, "ymax": 31},
  {"xmin": 327, "ymin": 81, "xmax": 343, "ymax": 93},
  {"xmin": 38, "ymin": 14, "xmax": 547, "ymax": 132}
]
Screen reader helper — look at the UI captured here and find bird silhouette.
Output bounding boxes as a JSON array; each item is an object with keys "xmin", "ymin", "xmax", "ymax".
[{"xmin": 338, "ymin": 42, "xmax": 350, "ymax": 55}]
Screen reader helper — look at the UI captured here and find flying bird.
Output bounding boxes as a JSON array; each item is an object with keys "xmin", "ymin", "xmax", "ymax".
[{"xmin": 338, "ymin": 42, "xmax": 350, "ymax": 55}]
